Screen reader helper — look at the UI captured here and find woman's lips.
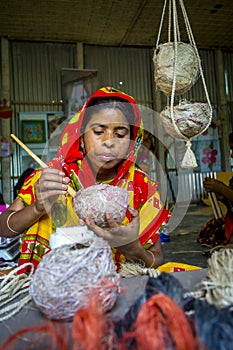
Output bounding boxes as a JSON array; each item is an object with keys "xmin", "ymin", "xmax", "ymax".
[{"xmin": 98, "ymin": 153, "xmax": 116, "ymax": 162}]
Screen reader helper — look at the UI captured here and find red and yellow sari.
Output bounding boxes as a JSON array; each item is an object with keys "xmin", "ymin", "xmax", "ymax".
[{"xmin": 18, "ymin": 87, "xmax": 170, "ymax": 272}]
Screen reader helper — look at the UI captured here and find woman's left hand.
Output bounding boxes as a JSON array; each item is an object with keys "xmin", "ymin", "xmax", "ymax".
[
  {"xmin": 203, "ymin": 177, "xmax": 227, "ymax": 194},
  {"xmin": 81, "ymin": 207, "xmax": 140, "ymax": 248},
  {"xmin": 80, "ymin": 207, "xmax": 164, "ymax": 268}
]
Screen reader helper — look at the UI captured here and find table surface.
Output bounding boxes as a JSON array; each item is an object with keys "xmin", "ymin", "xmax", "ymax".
[{"xmin": 0, "ymin": 269, "xmax": 207, "ymax": 348}]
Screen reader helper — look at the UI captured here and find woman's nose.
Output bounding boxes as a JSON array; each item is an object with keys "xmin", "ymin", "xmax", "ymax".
[{"xmin": 102, "ymin": 130, "xmax": 114, "ymax": 145}]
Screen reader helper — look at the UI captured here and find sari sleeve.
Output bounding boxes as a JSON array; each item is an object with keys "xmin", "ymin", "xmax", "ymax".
[
  {"xmin": 17, "ymin": 170, "xmax": 41, "ymax": 206},
  {"xmin": 133, "ymin": 170, "xmax": 170, "ymax": 246},
  {"xmin": 138, "ymin": 190, "xmax": 170, "ymax": 246}
]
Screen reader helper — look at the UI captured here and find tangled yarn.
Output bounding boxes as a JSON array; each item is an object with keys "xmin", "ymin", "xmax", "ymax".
[
  {"xmin": 73, "ymin": 184, "xmax": 129, "ymax": 227},
  {"xmin": 159, "ymin": 100, "xmax": 211, "ymax": 140},
  {"xmin": 132, "ymin": 293, "xmax": 199, "ymax": 350},
  {"xmin": 29, "ymin": 236, "xmax": 120, "ymax": 320},
  {"xmin": 200, "ymin": 247, "xmax": 233, "ymax": 308}
]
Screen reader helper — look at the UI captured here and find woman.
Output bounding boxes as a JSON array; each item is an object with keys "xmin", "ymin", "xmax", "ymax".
[{"xmin": 0, "ymin": 87, "xmax": 169, "ymax": 272}]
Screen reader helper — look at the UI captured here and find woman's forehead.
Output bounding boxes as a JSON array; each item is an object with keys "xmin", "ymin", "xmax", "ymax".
[{"xmin": 85, "ymin": 108, "xmax": 130, "ymax": 125}]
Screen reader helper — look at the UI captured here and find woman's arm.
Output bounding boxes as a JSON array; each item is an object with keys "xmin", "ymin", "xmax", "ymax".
[
  {"xmin": 0, "ymin": 168, "xmax": 70, "ymax": 238},
  {"xmin": 116, "ymin": 237, "xmax": 164, "ymax": 268},
  {"xmin": 0, "ymin": 199, "xmax": 45, "ymax": 238},
  {"xmin": 204, "ymin": 178, "xmax": 233, "ymax": 203}
]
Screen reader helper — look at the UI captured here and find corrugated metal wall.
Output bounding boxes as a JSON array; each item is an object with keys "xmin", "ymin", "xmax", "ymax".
[
  {"xmin": 7, "ymin": 41, "xmax": 77, "ymax": 197},
  {"xmin": 223, "ymin": 51, "xmax": 233, "ymax": 130},
  {"xmin": 186, "ymin": 50, "xmax": 217, "ymax": 103},
  {"xmin": 1, "ymin": 41, "xmax": 231, "ymax": 203},
  {"xmin": 224, "ymin": 51, "xmax": 233, "ymax": 101},
  {"xmin": 11, "ymin": 41, "xmax": 76, "ymax": 113},
  {"xmin": 84, "ymin": 45, "xmax": 154, "ymax": 107}
]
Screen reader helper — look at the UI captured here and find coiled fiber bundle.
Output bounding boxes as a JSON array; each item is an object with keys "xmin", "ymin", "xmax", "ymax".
[
  {"xmin": 201, "ymin": 248, "xmax": 233, "ymax": 308},
  {"xmin": 29, "ymin": 236, "xmax": 120, "ymax": 320},
  {"xmin": 153, "ymin": 42, "xmax": 199, "ymax": 96},
  {"xmin": 74, "ymin": 184, "xmax": 129, "ymax": 227},
  {"xmin": 160, "ymin": 100, "xmax": 211, "ymax": 140}
]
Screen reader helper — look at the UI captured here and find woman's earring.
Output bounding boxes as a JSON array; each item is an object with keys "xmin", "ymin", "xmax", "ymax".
[{"xmin": 80, "ymin": 138, "xmax": 85, "ymax": 153}]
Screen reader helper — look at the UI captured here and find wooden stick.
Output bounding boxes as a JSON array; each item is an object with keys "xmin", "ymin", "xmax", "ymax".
[
  {"xmin": 11, "ymin": 134, "xmax": 76, "ymax": 198},
  {"xmin": 208, "ymin": 192, "xmax": 223, "ymax": 220}
]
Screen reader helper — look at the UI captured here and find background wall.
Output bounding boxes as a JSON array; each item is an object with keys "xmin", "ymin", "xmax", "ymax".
[{"xmin": 1, "ymin": 40, "xmax": 233, "ymax": 203}]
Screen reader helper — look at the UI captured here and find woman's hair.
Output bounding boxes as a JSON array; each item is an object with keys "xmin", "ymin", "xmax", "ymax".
[
  {"xmin": 229, "ymin": 132, "xmax": 233, "ymax": 144},
  {"xmin": 0, "ymin": 193, "xmax": 5, "ymax": 205},
  {"xmin": 14, "ymin": 168, "xmax": 35, "ymax": 199},
  {"xmin": 81, "ymin": 97, "xmax": 135, "ymax": 138}
]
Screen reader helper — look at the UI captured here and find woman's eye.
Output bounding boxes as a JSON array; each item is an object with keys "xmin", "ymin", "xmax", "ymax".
[
  {"xmin": 115, "ymin": 133, "xmax": 126, "ymax": 138},
  {"xmin": 93, "ymin": 129, "xmax": 104, "ymax": 135}
]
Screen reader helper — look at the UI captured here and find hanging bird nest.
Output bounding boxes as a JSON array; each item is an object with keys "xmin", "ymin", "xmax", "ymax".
[
  {"xmin": 153, "ymin": 42, "xmax": 199, "ymax": 96},
  {"xmin": 159, "ymin": 100, "xmax": 212, "ymax": 140},
  {"xmin": 154, "ymin": 0, "xmax": 213, "ymax": 169}
]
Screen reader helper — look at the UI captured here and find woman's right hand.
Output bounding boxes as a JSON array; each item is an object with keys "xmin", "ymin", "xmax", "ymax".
[{"xmin": 34, "ymin": 168, "xmax": 70, "ymax": 214}]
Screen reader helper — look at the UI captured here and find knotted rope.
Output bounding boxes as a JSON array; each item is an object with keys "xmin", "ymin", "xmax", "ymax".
[
  {"xmin": 200, "ymin": 247, "xmax": 233, "ymax": 308},
  {"xmin": 119, "ymin": 261, "xmax": 161, "ymax": 278},
  {"xmin": 0, "ymin": 263, "xmax": 34, "ymax": 321}
]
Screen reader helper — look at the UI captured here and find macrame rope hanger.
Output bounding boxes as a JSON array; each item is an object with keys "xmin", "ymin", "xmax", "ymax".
[{"xmin": 157, "ymin": 0, "xmax": 213, "ymax": 169}]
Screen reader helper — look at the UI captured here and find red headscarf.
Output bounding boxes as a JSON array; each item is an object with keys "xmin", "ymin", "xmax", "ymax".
[{"xmin": 49, "ymin": 86, "xmax": 143, "ymax": 189}]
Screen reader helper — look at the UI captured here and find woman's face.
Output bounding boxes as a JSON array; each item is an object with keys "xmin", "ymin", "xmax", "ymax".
[{"xmin": 82, "ymin": 108, "xmax": 131, "ymax": 179}]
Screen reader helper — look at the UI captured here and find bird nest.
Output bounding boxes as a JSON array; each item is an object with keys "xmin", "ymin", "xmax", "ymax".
[{"xmin": 153, "ymin": 42, "xmax": 199, "ymax": 96}]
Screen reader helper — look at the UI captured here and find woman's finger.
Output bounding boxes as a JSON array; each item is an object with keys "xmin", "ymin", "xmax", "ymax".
[
  {"xmin": 105, "ymin": 212, "xmax": 118, "ymax": 228},
  {"xmin": 128, "ymin": 206, "xmax": 139, "ymax": 218}
]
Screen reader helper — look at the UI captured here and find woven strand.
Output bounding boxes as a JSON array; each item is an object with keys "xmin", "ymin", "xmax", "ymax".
[
  {"xmin": 0, "ymin": 263, "xmax": 34, "ymax": 321},
  {"xmin": 160, "ymin": 0, "xmax": 212, "ymax": 168},
  {"xmin": 200, "ymin": 248, "xmax": 233, "ymax": 308},
  {"xmin": 0, "ymin": 295, "xmax": 32, "ymax": 322},
  {"xmin": 156, "ymin": 0, "xmax": 168, "ymax": 48},
  {"xmin": 119, "ymin": 262, "xmax": 161, "ymax": 278}
]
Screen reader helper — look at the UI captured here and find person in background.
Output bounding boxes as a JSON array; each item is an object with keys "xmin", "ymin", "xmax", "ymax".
[
  {"xmin": 197, "ymin": 132, "xmax": 233, "ymax": 246},
  {"xmin": 0, "ymin": 87, "xmax": 170, "ymax": 272}
]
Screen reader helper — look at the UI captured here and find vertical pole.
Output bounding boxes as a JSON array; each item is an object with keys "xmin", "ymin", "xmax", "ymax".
[
  {"xmin": 77, "ymin": 42, "xmax": 84, "ymax": 69},
  {"xmin": 215, "ymin": 49, "xmax": 231, "ymax": 171},
  {"xmin": 1, "ymin": 37, "xmax": 11, "ymax": 204}
]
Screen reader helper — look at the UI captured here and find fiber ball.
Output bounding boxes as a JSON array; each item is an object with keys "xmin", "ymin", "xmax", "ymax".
[
  {"xmin": 29, "ymin": 237, "xmax": 120, "ymax": 320},
  {"xmin": 73, "ymin": 184, "xmax": 129, "ymax": 227},
  {"xmin": 201, "ymin": 248, "xmax": 233, "ymax": 308},
  {"xmin": 160, "ymin": 100, "xmax": 211, "ymax": 139},
  {"xmin": 153, "ymin": 42, "xmax": 199, "ymax": 96}
]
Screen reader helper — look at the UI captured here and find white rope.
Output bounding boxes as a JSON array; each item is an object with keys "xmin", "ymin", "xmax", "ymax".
[
  {"xmin": 119, "ymin": 262, "xmax": 161, "ymax": 278},
  {"xmin": 199, "ymin": 248, "xmax": 233, "ymax": 308},
  {"xmin": 0, "ymin": 263, "xmax": 34, "ymax": 321},
  {"xmin": 179, "ymin": 0, "xmax": 213, "ymax": 124},
  {"xmin": 156, "ymin": 0, "xmax": 213, "ymax": 169},
  {"xmin": 168, "ymin": 0, "xmax": 171, "ymax": 42},
  {"xmin": 156, "ymin": 0, "xmax": 168, "ymax": 48},
  {"xmin": 0, "ymin": 295, "xmax": 32, "ymax": 322},
  {"xmin": 169, "ymin": 0, "xmax": 212, "ymax": 141}
]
